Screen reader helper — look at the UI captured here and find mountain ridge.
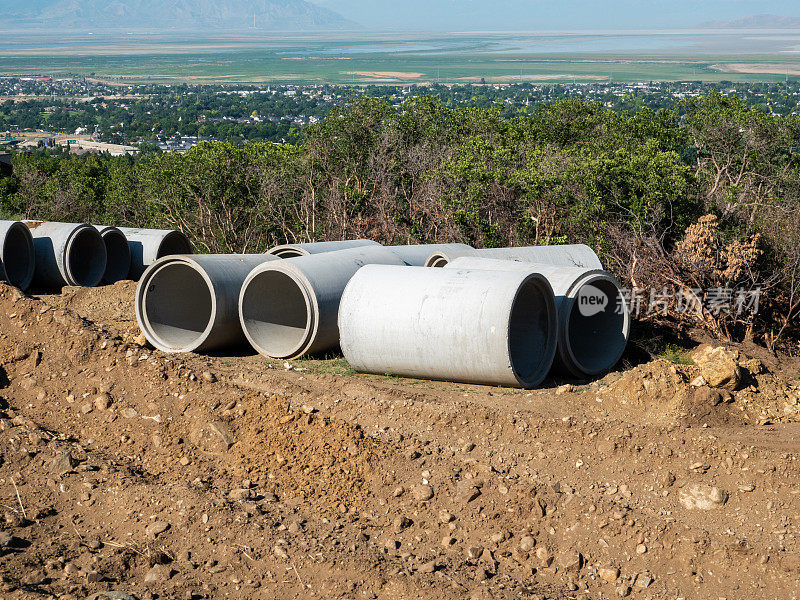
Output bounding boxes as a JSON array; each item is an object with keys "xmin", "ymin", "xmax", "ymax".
[
  {"xmin": 0, "ymin": 0, "xmax": 359, "ymax": 31},
  {"xmin": 697, "ymin": 14, "xmax": 800, "ymax": 29}
]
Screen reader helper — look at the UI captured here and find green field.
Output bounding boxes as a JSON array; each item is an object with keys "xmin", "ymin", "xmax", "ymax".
[{"xmin": 2, "ymin": 31, "xmax": 800, "ymax": 84}]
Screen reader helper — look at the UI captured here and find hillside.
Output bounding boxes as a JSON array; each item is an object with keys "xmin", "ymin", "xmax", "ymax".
[
  {"xmin": 0, "ymin": 0, "xmax": 358, "ymax": 31},
  {"xmin": 698, "ymin": 13, "xmax": 800, "ymax": 29}
]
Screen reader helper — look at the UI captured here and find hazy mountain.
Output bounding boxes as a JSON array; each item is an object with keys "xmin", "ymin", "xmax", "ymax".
[
  {"xmin": 0, "ymin": 0, "xmax": 358, "ymax": 31},
  {"xmin": 698, "ymin": 14, "xmax": 800, "ymax": 29}
]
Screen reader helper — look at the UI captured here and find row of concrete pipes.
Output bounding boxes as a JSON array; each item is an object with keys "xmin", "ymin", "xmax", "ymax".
[
  {"xmin": 134, "ymin": 240, "xmax": 630, "ymax": 388},
  {"xmin": 0, "ymin": 220, "xmax": 191, "ymax": 290}
]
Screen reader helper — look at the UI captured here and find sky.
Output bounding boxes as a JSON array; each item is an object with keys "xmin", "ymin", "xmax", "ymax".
[{"xmin": 312, "ymin": 0, "xmax": 800, "ymax": 31}]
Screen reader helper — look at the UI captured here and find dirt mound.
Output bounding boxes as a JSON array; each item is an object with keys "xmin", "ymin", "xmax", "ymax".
[{"xmin": 0, "ymin": 282, "xmax": 799, "ymax": 599}]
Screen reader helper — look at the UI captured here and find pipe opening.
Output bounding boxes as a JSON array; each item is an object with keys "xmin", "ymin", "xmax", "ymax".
[
  {"xmin": 271, "ymin": 248, "xmax": 305, "ymax": 259},
  {"xmin": 156, "ymin": 232, "xmax": 192, "ymax": 259},
  {"xmin": 101, "ymin": 230, "xmax": 131, "ymax": 283},
  {"xmin": 2, "ymin": 224, "xmax": 34, "ymax": 288},
  {"xmin": 67, "ymin": 228, "xmax": 106, "ymax": 287},
  {"xmin": 142, "ymin": 263, "xmax": 213, "ymax": 350},
  {"xmin": 566, "ymin": 278, "xmax": 627, "ymax": 375},
  {"xmin": 508, "ymin": 277, "xmax": 555, "ymax": 387},
  {"xmin": 241, "ymin": 269, "xmax": 310, "ymax": 358},
  {"xmin": 426, "ymin": 254, "xmax": 449, "ymax": 268}
]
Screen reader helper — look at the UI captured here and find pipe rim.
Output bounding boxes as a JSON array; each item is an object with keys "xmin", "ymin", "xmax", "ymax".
[
  {"xmin": 506, "ymin": 273, "xmax": 559, "ymax": 388},
  {"xmin": 2, "ymin": 222, "xmax": 35, "ymax": 290},
  {"xmin": 239, "ymin": 263, "xmax": 317, "ymax": 359},
  {"xmin": 64, "ymin": 225, "xmax": 106, "ymax": 287},
  {"xmin": 560, "ymin": 273, "xmax": 630, "ymax": 377},
  {"xmin": 136, "ymin": 257, "xmax": 217, "ymax": 353},
  {"xmin": 99, "ymin": 228, "xmax": 132, "ymax": 284}
]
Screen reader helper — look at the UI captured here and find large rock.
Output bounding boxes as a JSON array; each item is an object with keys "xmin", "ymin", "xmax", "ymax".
[
  {"xmin": 691, "ymin": 345, "xmax": 742, "ymax": 391},
  {"xmin": 678, "ymin": 483, "xmax": 728, "ymax": 510}
]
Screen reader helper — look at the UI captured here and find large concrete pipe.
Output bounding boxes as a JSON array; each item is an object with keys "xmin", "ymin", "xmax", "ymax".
[
  {"xmin": 239, "ymin": 246, "xmax": 406, "ymax": 359},
  {"xmin": 387, "ymin": 243, "xmax": 474, "ymax": 266},
  {"xmin": 25, "ymin": 221, "xmax": 107, "ymax": 288},
  {"xmin": 424, "ymin": 244, "xmax": 603, "ymax": 269},
  {"xmin": 0, "ymin": 220, "xmax": 35, "ymax": 291},
  {"xmin": 94, "ymin": 226, "xmax": 132, "ymax": 284},
  {"xmin": 136, "ymin": 254, "xmax": 279, "ymax": 354},
  {"xmin": 117, "ymin": 227, "xmax": 192, "ymax": 280},
  {"xmin": 267, "ymin": 239, "xmax": 382, "ymax": 258},
  {"xmin": 446, "ymin": 257, "xmax": 630, "ymax": 378},
  {"xmin": 339, "ymin": 265, "xmax": 558, "ymax": 388}
]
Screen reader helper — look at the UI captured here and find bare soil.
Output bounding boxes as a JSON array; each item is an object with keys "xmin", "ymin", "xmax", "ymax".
[{"xmin": 0, "ymin": 281, "xmax": 799, "ymax": 600}]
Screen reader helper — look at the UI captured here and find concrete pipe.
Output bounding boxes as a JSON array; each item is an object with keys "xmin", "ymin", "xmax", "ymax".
[
  {"xmin": 446, "ymin": 257, "xmax": 630, "ymax": 378},
  {"xmin": 94, "ymin": 226, "xmax": 132, "ymax": 284},
  {"xmin": 136, "ymin": 254, "xmax": 279, "ymax": 353},
  {"xmin": 239, "ymin": 245, "xmax": 406, "ymax": 359},
  {"xmin": 0, "ymin": 220, "xmax": 36, "ymax": 291},
  {"xmin": 267, "ymin": 239, "xmax": 382, "ymax": 258},
  {"xmin": 117, "ymin": 227, "xmax": 192, "ymax": 280},
  {"xmin": 424, "ymin": 244, "xmax": 603, "ymax": 270},
  {"xmin": 339, "ymin": 265, "xmax": 558, "ymax": 388},
  {"xmin": 387, "ymin": 243, "xmax": 474, "ymax": 266},
  {"xmin": 25, "ymin": 221, "xmax": 107, "ymax": 288}
]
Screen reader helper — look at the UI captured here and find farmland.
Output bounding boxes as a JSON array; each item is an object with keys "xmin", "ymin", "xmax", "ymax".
[{"xmin": 2, "ymin": 30, "xmax": 800, "ymax": 84}]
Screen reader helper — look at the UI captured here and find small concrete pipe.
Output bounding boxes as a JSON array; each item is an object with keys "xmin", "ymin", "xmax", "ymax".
[
  {"xmin": 117, "ymin": 227, "xmax": 192, "ymax": 280},
  {"xmin": 387, "ymin": 243, "xmax": 474, "ymax": 266},
  {"xmin": 267, "ymin": 239, "xmax": 382, "ymax": 258},
  {"xmin": 0, "ymin": 220, "xmax": 35, "ymax": 291},
  {"xmin": 424, "ymin": 244, "xmax": 603, "ymax": 269},
  {"xmin": 94, "ymin": 226, "xmax": 132, "ymax": 284},
  {"xmin": 339, "ymin": 265, "xmax": 558, "ymax": 388},
  {"xmin": 446, "ymin": 257, "xmax": 630, "ymax": 378},
  {"xmin": 136, "ymin": 254, "xmax": 279, "ymax": 353},
  {"xmin": 239, "ymin": 245, "xmax": 406, "ymax": 359},
  {"xmin": 25, "ymin": 221, "xmax": 107, "ymax": 288}
]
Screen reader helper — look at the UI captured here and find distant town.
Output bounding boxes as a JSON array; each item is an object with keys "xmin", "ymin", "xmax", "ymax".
[{"xmin": 3, "ymin": 76, "xmax": 800, "ymax": 156}]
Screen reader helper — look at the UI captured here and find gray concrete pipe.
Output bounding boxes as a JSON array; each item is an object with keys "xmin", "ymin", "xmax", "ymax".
[
  {"xmin": 387, "ymin": 243, "xmax": 474, "ymax": 266},
  {"xmin": 267, "ymin": 239, "xmax": 382, "ymax": 258},
  {"xmin": 117, "ymin": 227, "xmax": 192, "ymax": 280},
  {"xmin": 94, "ymin": 226, "xmax": 132, "ymax": 284},
  {"xmin": 424, "ymin": 244, "xmax": 603, "ymax": 269},
  {"xmin": 445, "ymin": 257, "xmax": 630, "ymax": 378},
  {"xmin": 25, "ymin": 221, "xmax": 107, "ymax": 288},
  {"xmin": 136, "ymin": 254, "xmax": 280, "ymax": 353},
  {"xmin": 239, "ymin": 245, "xmax": 406, "ymax": 359},
  {"xmin": 0, "ymin": 220, "xmax": 35, "ymax": 291},
  {"xmin": 338, "ymin": 265, "xmax": 558, "ymax": 388}
]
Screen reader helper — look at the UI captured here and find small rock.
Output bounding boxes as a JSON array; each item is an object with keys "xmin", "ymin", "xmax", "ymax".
[
  {"xmin": 462, "ymin": 486, "xmax": 481, "ymax": 503},
  {"xmin": 145, "ymin": 521, "xmax": 170, "ymax": 538},
  {"xmin": 599, "ymin": 566, "xmax": 620, "ymax": 582},
  {"xmin": 635, "ymin": 573, "xmax": 654, "ymax": 588},
  {"xmin": 556, "ymin": 384, "xmax": 574, "ymax": 395},
  {"xmin": 441, "ymin": 536, "xmax": 456, "ymax": 547},
  {"xmin": 438, "ymin": 509, "xmax": 454, "ymax": 523},
  {"xmin": 467, "ymin": 546, "xmax": 483, "ymax": 560},
  {"xmin": 535, "ymin": 545, "xmax": 553, "ymax": 566},
  {"xmin": 392, "ymin": 486, "xmax": 405, "ymax": 497},
  {"xmin": 418, "ymin": 560, "xmax": 438, "ymax": 574},
  {"xmin": 557, "ymin": 551, "xmax": 583, "ymax": 572},
  {"xmin": 87, "ymin": 592, "xmax": 139, "ymax": 600},
  {"xmin": 81, "ymin": 403, "xmax": 93, "ymax": 414},
  {"xmin": 519, "ymin": 535, "xmax": 535, "ymax": 552},
  {"xmin": 392, "ymin": 515, "xmax": 412, "ymax": 531},
  {"xmin": 144, "ymin": 564, "xmax": 172, "ymax": 583},
  {"xmin": 616, "ymin": 585, "xmax": 631, "ymax": 597},
  {"xmin": 50, "ymin": 451, "xmax": 77, "ymax": 476},
  {"xmin": 94, "ymin": 394, "xmax": 113, "ymax": 411},
  {"xmin": 201, "ymin": 371, "xmax": 216, "ymax": 383},
  {"xmin": 462, "ymin": 442, "xmax": 476, "ymax": 452},
  {"xmin": 85, "ymin": 570, "xmax": 103, "ymax": 583},
  {"xmin": 0, "ymin": 532, "xmax": 16, "ymax": 549},
  {"xmin": 121, "ymin": 408, "xmax": 138, "ymax": 419},
  {"xmin": 739, "ymin": 484, "xmax": 755, "ymax": 492},
  {"xmin": 273, "ymin": 545, "xmax": 288, "ymax": 559},
  {"xmin": 490, "ymin": 531, "xmax": 506, "ymax": 544},
  {"xmin": 679, "ymin": 484, "xmax": 728, "ymax": 510},
  {"xmin": 412, "ymin": 485, "xmax": 434, "ymax": 501},
  {"xmin": 228, "ymin": 488, "xmax": 251, "ymax": 501},
  {"xmin": 635, "ymin": 544, "xmax": 647, "ymax": 555}
]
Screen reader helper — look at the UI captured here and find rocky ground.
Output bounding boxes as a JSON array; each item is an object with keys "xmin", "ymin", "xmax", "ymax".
[{"xmin": 0, "ymin": 280, "xmax": 799, "ymax": 599}]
